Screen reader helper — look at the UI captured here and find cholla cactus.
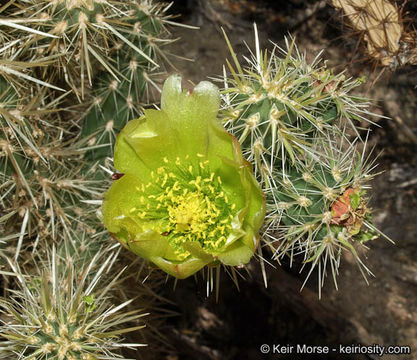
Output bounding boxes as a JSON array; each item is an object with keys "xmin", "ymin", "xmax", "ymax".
[
  {"xmin": 220, "ymin": 26, "xmax": 391, "ymax": 291},
  {"xmin": 79, "ymin": 0, "xmax": 182, "ymax": 160},
  {"xmin": 0, "ymin": 245, "xmax": 148, "ymax": 359},
  {"xmin": 0, "ymin": 1, "xmax": 184, "ymax": 161},
  {"xmin": 0, "ymin": 3, "xmax": 183, "ymax": 354},
  {"xmin": 221, "ymin": 26, "xmax": 374, "ymax": 189},
  {"xmin": 0, "ymin": 0, "xmax": 183, "ymax": 254},
  {"xmin": 264, "ymin": 133, "xmax": 389, "ymax": 296},
  {"xmin": 102, "ymin": 75, "xmax": 265, "ymax": 279},
  {"xmin": 0, "ymin": 75, "xmax": 105, "ymax": 260},
  {"xmin": 1, "ymin": 0, "xmax": 172, "ymax": 96},
  {"xmin": 330, "ymin": 0, "xmax": 417, "ymax": 68}
]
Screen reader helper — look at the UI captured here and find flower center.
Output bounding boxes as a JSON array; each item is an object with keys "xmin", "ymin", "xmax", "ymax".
[
  {"xmin": 131, "ymin": 156, "xmax": 236, "ymax": 260},
  {"xmin": 168, "ymin": 192, "xmax": 207, "ymax": 232}
]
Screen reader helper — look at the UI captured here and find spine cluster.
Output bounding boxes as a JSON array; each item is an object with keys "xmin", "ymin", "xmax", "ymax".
[
  {"xmin": 220, "ymin": 26, "xmax": 390, "ymax": 293},
  {"xmin": 0, "ymin": 2, "xmax": 394, "ymax": 358},
  {"xmin": 0, "ymin": 1, "xmax": 179, "ymax": 357}
]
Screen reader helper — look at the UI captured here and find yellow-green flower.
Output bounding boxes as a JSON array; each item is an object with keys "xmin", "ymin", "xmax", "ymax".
[{"xmin": 102, "ymin": 75, "xmax": 265, "ymax": 279}]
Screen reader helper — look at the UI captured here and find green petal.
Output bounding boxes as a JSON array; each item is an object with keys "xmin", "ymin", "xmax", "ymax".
[
  {"xmin": 216, "ymin": 230, "xmax": 256, "ymax": 266},
  {"xmin": 160, "ymin": 75, "xmax": 221, "ymax": 158},
  {"xmin": 242, "ymin": 160, "xmax": 266, "ymax": 233},
  {"xmin": 102, "ymin": 174, "xmax": 144, "ymax": 233},
  {"xmin": 103, "ymin": 75, "xmax": 266, "ymax": 279},
  {"xmin": 102, "ymin": 174, "xmax": 169, "ymax": 238},
  {"xmin": 215, "ymin": 157, "xmax": 247, "ymax": 211},
  {"xmin": 114, "ymin": 228, "xmax": 188, "ymax": 263},
  {"xmin": 114, "ymin": 110, "xmax": 180, "ymax": 177},
  {"xmin": 113, "ymin": 117, "xmax": 152, "ymax": 180},
  {"xmin": 181, "ymin": 242, "xmax": 214, "ymax": 262},
  {"xmin": 206, "ymin": 119, "xmax": 236, "ymax": 171},
  {"xmin": 161, "ymin": 75, "xmax": 220, "ymax": 131},
  {"xmin": 149, "ymin": 256, "xmax": 210, "ymax": 279},
  {"xmin": 122, "ymin": 109, "xmax": 181, "ymax": 170},
  {"xmin": 222, "ymin": 209, "xmax": 247, "ymax": 247},
  {"xmin": 124, "ymin": 230, "xmax": 171, "ymax": 259}
]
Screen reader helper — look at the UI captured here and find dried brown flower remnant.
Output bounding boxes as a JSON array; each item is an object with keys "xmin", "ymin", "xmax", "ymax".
[{"xmin": 331, "ymin": 188, "xmax": 367, "ymax": 235}]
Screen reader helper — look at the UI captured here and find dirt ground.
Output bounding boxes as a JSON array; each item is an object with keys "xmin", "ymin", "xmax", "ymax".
[{"xmin": 146, "ymin": 1, "xmax": 417, "ymax": 359}]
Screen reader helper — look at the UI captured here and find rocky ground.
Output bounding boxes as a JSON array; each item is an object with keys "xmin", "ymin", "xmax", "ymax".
[{"xmin": 142, "ymin": 1, "xmax": 417, "ymax": 359}]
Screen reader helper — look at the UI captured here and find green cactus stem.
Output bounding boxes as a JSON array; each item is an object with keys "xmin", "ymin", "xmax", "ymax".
[
  {"xmin": 0, "ymin": 75, "xmax": 106, "ymax": 258},
  {"xmin": 264, "ymin": 133, "xmax": 392, "ymax": 296},
  {"xmin": 220, "ymin": 25, "xmax": 377, "ymax": 187},
  {"xmin": 0, "ymin": 245, "xmax": 148, "ymax": 360}
]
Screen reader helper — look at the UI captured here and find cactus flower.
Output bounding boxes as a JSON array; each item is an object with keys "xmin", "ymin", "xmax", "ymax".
[{"xmin": 102, "ymin": 75, "xmax": 265, "ymax": 279}]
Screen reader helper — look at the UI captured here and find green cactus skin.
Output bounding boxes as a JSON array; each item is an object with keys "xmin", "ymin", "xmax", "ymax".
[
  {"xmin": 221, "ymin": 28, "xmax": 376, "ymax": 187},
  {"xmin": 0, "ymin": 75, "xmax": 106, "ymax": 260},
  {"xmin": 219, "ymin": 26, "xmax": 390, "ymax": 293},
  {"xmin": 79, "ymin": 61, "xmax": 146, "ymax": 161},
  {"xmin": 0, "ymin": 245, "xmax": 147, "ymax": 360},
  {"xmin": 263, "ymin": 133, "xmax": 392, "ymax": 296},
  {"xmin": 79, "ymin": 1, "xmax": 177, "ymax": 161}
]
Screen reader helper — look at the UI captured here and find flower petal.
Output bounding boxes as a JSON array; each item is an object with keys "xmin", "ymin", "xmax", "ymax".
[
  {"xmin": 103, "ymin": 75, "xmax": 266, "ymax": 279},
  {"xmin": 149, "ymin": 256, "xmax": 210, "ymax": 279},
  {"xmin": 216, "ymin": 229, "xmax": 256, "ymax": 266}
]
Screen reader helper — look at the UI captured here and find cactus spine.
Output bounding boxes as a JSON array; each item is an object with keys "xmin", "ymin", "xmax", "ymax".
[
  {"xmin": 0, "ymin": 1, "xmax": 182, "ymax": 355},
  {"xmin": 220, "ymin": 25, "xmax": 390, "ymax": 291},
  {"xmin": 0, "ymin": 245, "xmax": 148, "ymax": 359},
  {"xmin": 0, "ymin": 0, "xmax": 181, "ymax": 252},
  {"xmin": 0, "ymin": 75, "xmax": 104, "ymax": 259}
]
